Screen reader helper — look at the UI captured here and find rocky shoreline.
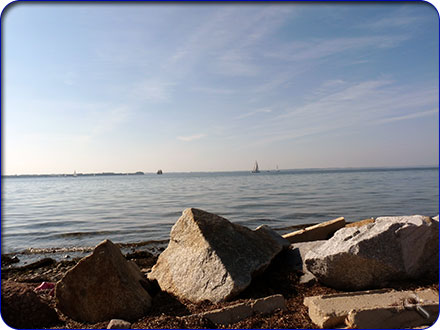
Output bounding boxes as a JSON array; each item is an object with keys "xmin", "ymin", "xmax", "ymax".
[{"xmin": 1, "ymin": 210, "xmax": 439, "ymax": 329}]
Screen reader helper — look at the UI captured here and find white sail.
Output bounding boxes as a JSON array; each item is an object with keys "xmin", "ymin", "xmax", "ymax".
[{"xmin": 252, "ymin": 161, "xmax": 260, "ymax": 173}]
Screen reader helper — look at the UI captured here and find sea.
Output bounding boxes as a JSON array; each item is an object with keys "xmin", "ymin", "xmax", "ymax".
[{"xmin": 2, "ymin": 167, "xmax": 439, "ymax": 264}]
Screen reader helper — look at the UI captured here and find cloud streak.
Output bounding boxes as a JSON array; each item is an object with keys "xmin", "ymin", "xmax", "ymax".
[
  {"xmin": 227, "ymin": 78, "xmax": 438, "ymax": 148},
  {"xmin": 263, "ymin": 35, "xmax": 409, "ymax": 63},
  {"xmin": 375, "ymin": 109, "xmax": 438, "ymax": 124},
  {"xmin": 131, "ymin": 80, "xmax": 175, "ymax": 103},
  {"xmin": 236, "ymin": 108, "xmax": 272, "ymax": 120},
  {"xmin": 177, "ymin": 134, "xmax": 205, "ymax": 142}
]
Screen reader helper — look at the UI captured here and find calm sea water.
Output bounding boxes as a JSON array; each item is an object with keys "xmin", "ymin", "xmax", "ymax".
[{"xmin": 2, "ymin": 167, "xmax": 439, "ymax": 259}]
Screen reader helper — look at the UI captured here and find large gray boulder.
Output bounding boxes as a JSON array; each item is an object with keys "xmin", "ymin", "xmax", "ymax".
[
  {"xmin": 55, "ymin": 239, "xmax": 152, "ymax": 322},
  {"xmin": 148, "ymin": 208, "xmax": 289, "ymax": 303},
  {"xmin": 305, "ymin": 215, "xmax": 438, "ymax": 290}
]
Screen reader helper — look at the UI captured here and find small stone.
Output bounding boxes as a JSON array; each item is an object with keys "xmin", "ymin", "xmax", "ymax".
[{"xmin": 107, "ymin": 319, "xmax": 132, "ymax": 329}]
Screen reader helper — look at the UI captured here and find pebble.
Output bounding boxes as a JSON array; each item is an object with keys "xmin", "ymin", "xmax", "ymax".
[{"xmin": 107, "ymin": 318, "xmax": 132, "ymax": 329}]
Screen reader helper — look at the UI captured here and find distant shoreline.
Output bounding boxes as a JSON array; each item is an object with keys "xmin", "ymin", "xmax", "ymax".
[{"xmin": 2, "ymin": 165, "xmax": 438, "ymax": 179}]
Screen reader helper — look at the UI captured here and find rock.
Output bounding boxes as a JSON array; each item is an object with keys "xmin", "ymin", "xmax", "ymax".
[
  {"xmin": 305, "ymin": 215, "xmax": 438, "ymax": 290},
  {"xmin": 304, "ymin": 288, "xmax": 438, "ymax": 328},
  {"xmin": 286, "ymin": 241, "xmax": 327, "ymax": 272},
  {"xmin": 148, "ymin": 208, "xmax": 289, "ymax": 303},
  {"xmin": 125, "ymin": 250, "xmax": 154, "ymax": 260},
  {"xmin": 279, "ymin": 241, "xmax": 325, "ymax": 284},
  {"xmin": 55, "ymin": 239, "xmax": 152, "ymax": 323},
  {"xmin": 184, "ymin": 294, "xmax": 285, "ymax": 325},
  {"xmin": 20, "ymin": 257, "xmax": 56, "ymax": 270},
  {"xmin": 107, "ymin": 319, "xmax": 132, "ymax": 329},
  {"xmin": 1, "ymin": 280, "xmax": 60, "ymax": 328},
  {"xmin": 282, "ymin": 217, "xmax": 345, "ymax": 243},
  {"xmin": 345, "ymin": 218, "xmax": 375, "ymax": 228},
  {"xmin": 1, "ymin": 255, "xmax": 19, "ymax": 267},
  {"xmin": 126, "ymin": 250, "xmax": 157, "ymax": 269},
  {"xmin": 299, "ymin": 272, "xmax": 317, "ymax": 285}
]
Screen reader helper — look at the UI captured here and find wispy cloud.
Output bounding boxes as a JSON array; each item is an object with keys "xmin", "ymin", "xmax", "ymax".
[
  {"xmin": 366, "ymin": 15, "xmax": 422, "ymax": 29},
  {"xmin": 278, "ymin": 79, "xmax": 393, "ymax": 119},
  {"xmin": 263, "ymin": 35, "xmax": 409, "ymax": 63},
  {"xmin": 252, "ymin": 69, "xmax": 304, "ymax": 94},
  {"xmin": 177, "ymin": 134, "xmax": 205, "ymax": 142},
  {"xmin": 360, "ymin": 7, "xmax": 425, "ymax": 31},
  {"xmin": 131, "ymin": 80, "xmax": 175, "ymax": 103},
  {"xmin": 230, "ymin": 78, "xmax": 438, "ymax": 148},
  {"xmin": 236, "ymin": 108, "xmax": 272, "ymax": 120},
  {"xmin": 165, "ymin": 6, "xmax": 295, "ymax": 78},
  {"xmin": 63, "ymin": 71, "xmax": 77, "ymax": 86},
  {"xmin": 191, "ymin": 86, "xmax": 235, "ymax": 95},
  {"xmin": 214, "ymin": 50, "xmax": 260, "ymax": 77},
  {"xmin": 375, "ymin": 109, "xmax": 438, "ymax": 124},
  {"xmin": 90, "ymin": 106, "xmax": 131, "ymax": 137}
]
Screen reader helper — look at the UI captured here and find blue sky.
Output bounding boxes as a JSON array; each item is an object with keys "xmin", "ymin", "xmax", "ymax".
[{"xmin": 3, "ymin": 2, "xmax": 439, "ymax": 174}]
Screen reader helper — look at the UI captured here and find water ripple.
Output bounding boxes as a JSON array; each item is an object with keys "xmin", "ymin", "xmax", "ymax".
[{"xmin": 2, "ymin": 167, "xmax": 438, "ymax": 254}]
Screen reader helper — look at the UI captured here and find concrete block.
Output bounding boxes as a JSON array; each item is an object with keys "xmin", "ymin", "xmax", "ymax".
[
  {"xmin": 346, "ymin": 304, "xmax": 439, "ymax": 329},
  {"xmin": 251, "ymin": 294, "xmax": 285, "ymax": 314},
  {"xmin": 202, "ymin": 303, "xmax": 252, "ymax": 325},
  {"xmin": 283, "ymin": 217, "xmax": 345, "ymax": 243},
  {"xmin": 303, "ymin": 288, "xmax": 438, "ymax": 328},
  {"xmin": 192, "ymin": 294, "xmax": 285, "ymax": 325}
]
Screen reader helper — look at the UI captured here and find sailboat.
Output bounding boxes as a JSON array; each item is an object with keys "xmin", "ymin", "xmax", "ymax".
[{"xmin": 252, "ymin": 161, "xmax": 260, "ymax": 173}]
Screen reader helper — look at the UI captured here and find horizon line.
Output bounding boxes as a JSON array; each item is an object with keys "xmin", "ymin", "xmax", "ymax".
[{"xmin": 2, "ymin": 164, "xmax": 438, "ymax": 177}]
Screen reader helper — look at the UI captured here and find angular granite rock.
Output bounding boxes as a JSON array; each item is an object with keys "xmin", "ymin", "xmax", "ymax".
[
  {"xmin": 148, "ymin": 208, "xmax": 289, "ymax": 303},
  {"xmin": 55, "ymin": 239, "xmax": 152, "ymax": 323},
  {"xmin": 305, "ymin": 215, "xmax": 438, "ymax": 290}
]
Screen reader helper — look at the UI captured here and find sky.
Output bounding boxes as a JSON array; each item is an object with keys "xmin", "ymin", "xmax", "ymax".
[{"xmin": 3, "ymin": 2, "xmax": 439, "ymax": 174}]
